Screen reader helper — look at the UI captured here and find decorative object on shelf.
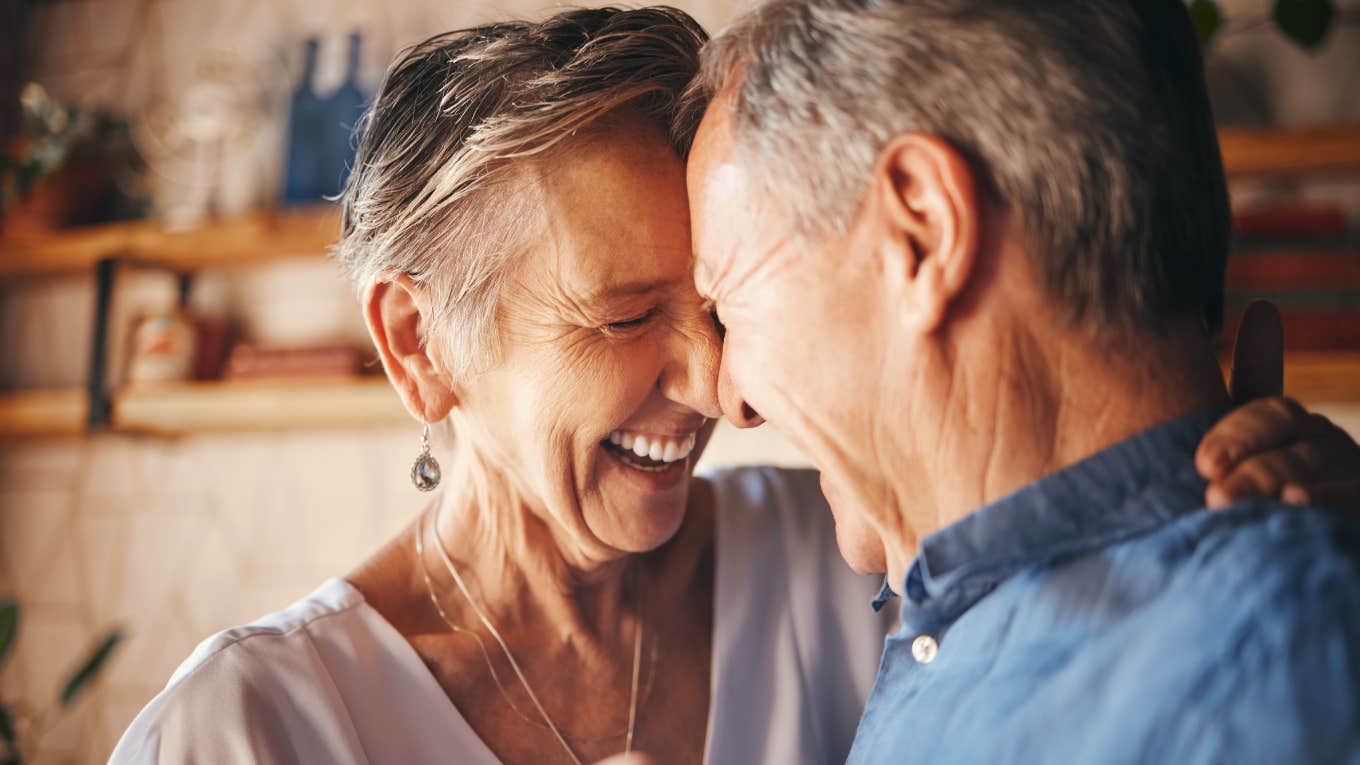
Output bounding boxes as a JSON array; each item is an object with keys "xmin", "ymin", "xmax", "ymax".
[
  {"xmin": 412, "ymin": 424, "xmax": 441, "ymax": 491},
  {"xmin": 133, "ymin": 52, "xmax": 271, "ymax": 229},
  {"xmin": 0, "ymin": 83, "xmax": 145, "ymax": 238},
  {"xmin": 0, "ymin": 599, "xmax": 123, "ymax": 765},
  {"xmin": 222, "ymin": 342, "xmax": 362, "ymax": 381},
  {"xmin": 283, "ymin": 32, "xmax": 368, "ymax": 204},
  {"xmin": 125, "ymin": 307, "xmax": 197, "ymax": 385}
]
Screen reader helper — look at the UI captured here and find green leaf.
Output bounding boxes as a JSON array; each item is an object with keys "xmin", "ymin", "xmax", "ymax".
[
  {"xmin": 0, "ymin": 601, "xmax": 16, "ymax": 668},
  {"xmin": 1273, "ymin": 0, "xmax": 1336, "ymax": 50},
  {"xmin": 0, "ymin": 703, "xmax": 13, "ymax": 747},
  {"xmin": 1189, "ymin": 0, "xmax": 1223, "ymax": 47},
  {"xmin": 59, "ymin": 629, "xmax": 123, "ymax": 707}
]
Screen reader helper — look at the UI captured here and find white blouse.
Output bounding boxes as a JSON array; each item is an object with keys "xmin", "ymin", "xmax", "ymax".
[{"xmin": 110, "ymin": 467, "xmax": 892, "ymax": 764}]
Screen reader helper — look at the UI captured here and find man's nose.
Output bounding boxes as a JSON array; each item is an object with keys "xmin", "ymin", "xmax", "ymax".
[
  {"xmin": 658, "ymin": 312, "xmax": 723, "ymax": 419},
  {"xmin": 718, "ymin": 349, "xmax": 764, "ymax": 429}
]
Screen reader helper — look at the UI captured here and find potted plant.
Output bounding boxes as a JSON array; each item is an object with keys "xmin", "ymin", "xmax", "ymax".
[
  {"xmin": 0, "ymin": 83, "xmax": 144, "ymax": 239},
  {"xmin": 0, "ymin": 599, "xmax": 123, "ymax": 765},
  {"xmin": 1189, "ymin": 0, "xmax": 1339, "ymax": 49}
]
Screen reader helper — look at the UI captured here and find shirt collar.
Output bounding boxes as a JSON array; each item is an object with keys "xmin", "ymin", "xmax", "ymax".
[{"xmin": 874, "ymin": 406, "xmax": 1229, "ymax": 614}]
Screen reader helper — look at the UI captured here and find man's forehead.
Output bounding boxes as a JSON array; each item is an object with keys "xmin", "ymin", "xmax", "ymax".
[
  {"xmin": 686, "ymin": 146, "xmax": 744, "ymax": 297},
  {"xmin": 687, "ymin": 86, "xmax": 739, "ymax": 180},
  {"xmin": 687, "ymin": 105, "xmax": 745, "ymax": 252}
]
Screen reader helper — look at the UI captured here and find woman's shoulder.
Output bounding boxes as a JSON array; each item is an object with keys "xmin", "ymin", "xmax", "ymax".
[
  {"xmin": 166, "ymin": 578, "xmax": 367, "ymax": 686},
  {"xmin": 698, "ymin": 464, "xmax": 828, "ymax": 519},
  {"xmin": 698, "ymin": 464, "xmax": 848, "ymax": 578},
  {"xmin": 108, "ymin": 578, "xmax": 378, "ymax": 763},
  {"xmin": 698, "ymin": 466, "xmax": 890, "ymax": 764}
]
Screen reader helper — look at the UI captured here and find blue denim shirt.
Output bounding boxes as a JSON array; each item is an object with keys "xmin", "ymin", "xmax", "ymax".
[{"xmin": 848, "ymin": 409, "xmax": 1360, "ymax": 764}]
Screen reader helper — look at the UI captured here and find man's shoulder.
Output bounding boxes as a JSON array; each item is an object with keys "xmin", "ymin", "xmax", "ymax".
[
  {"xmin": 1166, "ymin": 500, "xmax": 1360, "ymax": 602},
  {"xmin": 1085, "ymin": 501, "xmax": 1360, "ymax": 693},
  {"xmin": 1103, "ymin": 503, "xmax": 1360, "ymax": 760},
  {"xmin": 990, "ymin": 503, "xmax": 1360, "ymax": 763}
]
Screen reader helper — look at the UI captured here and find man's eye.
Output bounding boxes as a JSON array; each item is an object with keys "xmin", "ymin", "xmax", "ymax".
[{"xmin": 605, "ymin": 309, "xmax": 657, "ymax": 332}]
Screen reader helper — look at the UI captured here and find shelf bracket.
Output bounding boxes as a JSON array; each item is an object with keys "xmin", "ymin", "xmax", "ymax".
[{"xmin": 86, "ymin": 256, "xmax": 119, "ymax": 430}]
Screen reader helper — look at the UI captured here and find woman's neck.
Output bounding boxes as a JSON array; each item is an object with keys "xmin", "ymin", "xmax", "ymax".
[{"xmin": 427, "ymin": 449, "xmax": 638, "ymax": 652}]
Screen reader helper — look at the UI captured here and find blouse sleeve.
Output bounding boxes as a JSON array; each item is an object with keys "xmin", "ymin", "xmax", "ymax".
[{"xmin": 109, "ymin": 628, "xmax": 368, "ymax": 765}]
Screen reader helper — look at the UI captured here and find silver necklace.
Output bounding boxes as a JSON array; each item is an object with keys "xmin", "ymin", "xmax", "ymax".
[{"xmin": 415, "ymin": 513, "xmax": 644, "ymax": 764}]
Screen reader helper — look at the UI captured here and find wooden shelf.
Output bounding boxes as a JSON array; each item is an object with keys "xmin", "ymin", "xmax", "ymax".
[
  {"xmin": 0, "ymin": 388, "xmax": 87, "ymax": 437},
  {"xmin": 112, "ymin": 378, "xmax": 407, "ymax": 435},
  {"xmin": 1, "ymin": 353, "xmax": 1357, "ymax": 438},
  {"xmin": 0, "ymin": 378, "xmax": 407, "ymax": 438},
  {"xmin": 1208, "ymin": 351, "xmax": 1360, "ymax": 405},
  {"xmin": 0, "ymin": 123, "xmax": 1352, "ymax": 281},
  {"xmin": 1280, "ymin": 351, "xmax": 1360, "ymax": 406},
  {"xmin": 1220, "ymin": 123, "xmax": 1360, "ymax": 180},
  {"xmin": 0, "ymin": 206, "xmax": 340, "ymax": 281}
]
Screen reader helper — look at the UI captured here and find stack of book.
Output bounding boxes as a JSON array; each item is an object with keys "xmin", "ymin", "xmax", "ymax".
[{"xmin": 1223, "ymin": 205, "xmax": 1360, "ymax": 351}]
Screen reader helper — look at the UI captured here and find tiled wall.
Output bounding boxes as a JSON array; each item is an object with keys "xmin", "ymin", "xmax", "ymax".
[{"xmin": 0, "ymin": 427, "xmax": 410, "ymax": 762}]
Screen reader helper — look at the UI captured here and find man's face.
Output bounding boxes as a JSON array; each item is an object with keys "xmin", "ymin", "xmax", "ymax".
[{"xmin": 686, "ymin": 105, "xmax": 898, "ymax": 574}]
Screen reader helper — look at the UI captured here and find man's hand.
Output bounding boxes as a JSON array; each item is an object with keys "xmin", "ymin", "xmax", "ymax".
[{"xmin": 1195, "ymin": 301, "xmax": 1360, "ymax": 512}]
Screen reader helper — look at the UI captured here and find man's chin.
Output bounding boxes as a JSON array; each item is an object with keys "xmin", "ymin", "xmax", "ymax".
[
  {"xmin": 837, "ymin": 537, "xmax": 887, "ymax": 575},
  {"xmin": 819, "ymin": 471, "xmax": 888, "ymax": 573}
]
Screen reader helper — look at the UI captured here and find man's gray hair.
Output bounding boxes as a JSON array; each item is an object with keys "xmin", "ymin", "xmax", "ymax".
[
  {"xmin": 676, "ymin": 0, "xmax": 1230, "ymax": 335},
  {"xmin": 336, "ymin": 7, "xmax": 705, "ymax": 378}
]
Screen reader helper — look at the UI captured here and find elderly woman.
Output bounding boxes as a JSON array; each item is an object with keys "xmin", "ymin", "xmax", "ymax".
[{"xmin": 111, "ymin": 7, "xmax": 1357, "ymax": 765}]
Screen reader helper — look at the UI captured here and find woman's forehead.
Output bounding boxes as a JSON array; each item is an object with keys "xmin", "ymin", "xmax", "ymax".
[{"xmin": 518, "ymin": 127, "xmax": 695, "ymax": 305}]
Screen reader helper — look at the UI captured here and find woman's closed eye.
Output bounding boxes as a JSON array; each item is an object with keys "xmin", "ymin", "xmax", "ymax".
[{"xmin": 603, "ymin": 308, "xmax": 658, "ymax": 333}]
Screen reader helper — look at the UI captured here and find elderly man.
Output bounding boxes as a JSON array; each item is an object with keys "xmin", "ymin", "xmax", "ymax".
[{"xmin": 683, "ymin": 0, "xmax": 1360, "ymax": 761}]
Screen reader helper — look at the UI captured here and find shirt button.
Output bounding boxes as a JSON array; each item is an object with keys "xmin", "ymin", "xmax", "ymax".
[{"xmin": 912, "ymin": 634, "xmax": 939, "ymax": 664}]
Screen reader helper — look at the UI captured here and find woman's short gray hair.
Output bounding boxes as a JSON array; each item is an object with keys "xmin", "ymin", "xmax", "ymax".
[{"xmin": 335, "ymin": 7, "xmax": 706, "ymax": 379}]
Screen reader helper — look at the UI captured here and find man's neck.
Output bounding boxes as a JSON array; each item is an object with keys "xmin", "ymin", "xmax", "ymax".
[{"xmin": 878, "ymin": 316, "xmax": 1230, "ymax": 592}]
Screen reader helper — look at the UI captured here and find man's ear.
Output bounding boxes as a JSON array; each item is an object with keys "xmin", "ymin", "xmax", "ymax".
[
  {"xmin": 362, "ymin": 272, "xmax": 459, "ymax": 424},
  {"xmin": 870, "ymin": 133, "xmax": 980, "ymax": 334}
]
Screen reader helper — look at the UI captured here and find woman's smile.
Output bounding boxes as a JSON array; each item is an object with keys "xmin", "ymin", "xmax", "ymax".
[{"xmin": 599, "ymin": 425, "xmax": 707, "ymax": 489}]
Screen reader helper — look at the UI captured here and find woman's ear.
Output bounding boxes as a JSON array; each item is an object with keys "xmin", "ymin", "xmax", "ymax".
[
  {"xmin": 870, "ymin": 133, "xmax": 980, "ymax": 335},
  {"xmin": 362, "ymin": 272, "xmax": 459, "ymax": 423}
]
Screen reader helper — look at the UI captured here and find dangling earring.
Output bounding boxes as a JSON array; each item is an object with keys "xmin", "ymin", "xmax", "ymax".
[{"xmin": 411, "ymin": 424, "xmax": 441, "ymax": 491}]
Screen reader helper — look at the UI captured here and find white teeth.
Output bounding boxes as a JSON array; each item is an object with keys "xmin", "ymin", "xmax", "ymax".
[{"xmin": 606, "ymin": 430, "xmax": 700, "ymax": 465}]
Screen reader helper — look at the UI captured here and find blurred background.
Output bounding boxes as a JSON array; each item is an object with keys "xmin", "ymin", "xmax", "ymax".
[{"xmin": 0, "ymin": 0, "xmax": 1358, "ymax": 761}]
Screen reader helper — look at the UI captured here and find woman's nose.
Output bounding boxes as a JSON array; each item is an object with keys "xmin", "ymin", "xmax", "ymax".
[
  {"xmin": 718, "ymin": 346, "xmax": 764, "ymax": 429},
  {"xmin": 658, "ymin": 312, "xmax": 722, "ymax": 419}
]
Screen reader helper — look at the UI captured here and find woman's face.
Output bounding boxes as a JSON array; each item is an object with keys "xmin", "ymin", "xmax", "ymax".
[{"xmin": 452, "ymin": 117, "xmax": 722, "ymax": 563}]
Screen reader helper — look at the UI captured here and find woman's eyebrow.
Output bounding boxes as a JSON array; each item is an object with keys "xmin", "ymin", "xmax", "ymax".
[{"xmin": 584, "ymin": 277, "xmax": 675, "ymax": 302}]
